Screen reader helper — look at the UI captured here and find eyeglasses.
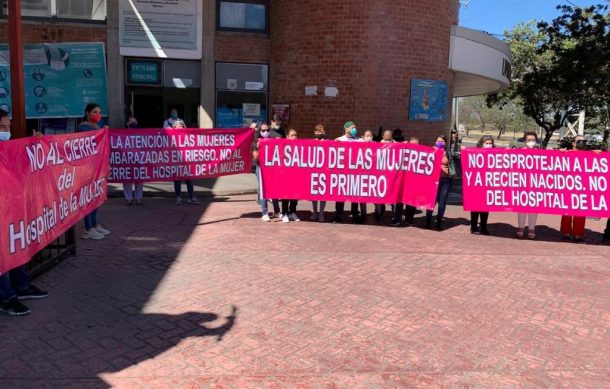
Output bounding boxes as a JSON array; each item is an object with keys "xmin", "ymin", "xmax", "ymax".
[{"xmin": 260, "ymin": 129, "xmax": 269, "ymax": 132}]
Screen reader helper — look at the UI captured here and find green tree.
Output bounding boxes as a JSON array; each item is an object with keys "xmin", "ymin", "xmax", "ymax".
[{"xmin": 488, "ymin": 5, "xmax": 610, "ymax": 148}]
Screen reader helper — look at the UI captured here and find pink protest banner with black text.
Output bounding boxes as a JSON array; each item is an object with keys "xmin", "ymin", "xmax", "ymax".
[
  {"xmin": 462, "ymin": 148, "xmax": 610, "ymax": 217},
  {"xmin": 108, "ymin": 128, "xmax": 254, "ymax": 183},
  {"xmin": 258, "ymin": 139, "xmax": 443, "ymax": 207},
  {"xmin": 0, "ymin": 129, "xmax": 109, "ymax": 274}
]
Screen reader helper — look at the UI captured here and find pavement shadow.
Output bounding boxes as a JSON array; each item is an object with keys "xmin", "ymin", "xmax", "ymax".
[{"xmin": 0, "ymin": 196, "xmax": 238, "ymax": 388}]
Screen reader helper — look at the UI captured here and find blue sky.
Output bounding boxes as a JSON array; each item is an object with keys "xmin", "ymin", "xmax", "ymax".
[{"xmin": 458, "ymin": 0, "xmax": 604, "ymax": 37}]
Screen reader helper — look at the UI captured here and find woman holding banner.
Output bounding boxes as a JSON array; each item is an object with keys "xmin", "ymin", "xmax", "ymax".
[
  {"xmin": 170, "ymin": 120, "xmax": 200, "ymax": 206},
  {"xmin": 310, "ymin": 124, "xmax": 327, "ymax": 222},
  {"xmin": 123, "ymin": 116, "xmax": 144, "ymax": 206},
  {"xmin": 560, "ymin": 135, "xmax": 588, "ymax": 243},
  {"xmin": 426, "ymin": 134, "xmax": 455, "ymax": 231},
  {"xmin": 281, "ymin": 129, "xmax": 301, "ymax": 223},
  {"xmin": 516, "ymin": 132, "xmax": 539, "ymax": 239},
  {"xmin": 470, "ymin": 135, "xmax": 494, "ymax": 235},
  {"xmin": 77, "ymin": 103, "xmax": 110, "ymax": 240}
]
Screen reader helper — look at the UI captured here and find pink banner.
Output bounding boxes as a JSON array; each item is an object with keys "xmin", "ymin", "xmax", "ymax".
[
  {"xmin": 0, "ymin": 130, "xmax": 109, "ymax": 274},
  {"xmin": 259, "ymin": 139, "xmax": 443, "ymax": 207},
  {"xmin": 108, "ymin": 128, "xmax": 254, "ymax": 183},
  {"xmin": 462, "ymin": 148, "xmax": 610, "ymax": 217}
]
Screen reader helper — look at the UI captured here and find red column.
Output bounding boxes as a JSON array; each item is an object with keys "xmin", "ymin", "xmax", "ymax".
[{"xmin": 8, "ymin": 0, "xmax": 26, "ymax": 139}]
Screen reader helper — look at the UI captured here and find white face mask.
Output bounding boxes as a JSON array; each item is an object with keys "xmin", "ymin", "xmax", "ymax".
[
  {"xmin": 260, "ymin": 130, "xmax": 270, "ymax": 138},
  {"xmin": 482, "ymin": 143, "xmax": 493, "ymax": 149},
  {"xmin": 364, "ymin": 136, "xmax": 373, "ymax": 142},
  {"xmin": 0, "ymin": 131, "xmax": 11, "ymax": 141},
  {"xmin": 526, "ymin": 141, "xmax": 536, "ymax": 149}
]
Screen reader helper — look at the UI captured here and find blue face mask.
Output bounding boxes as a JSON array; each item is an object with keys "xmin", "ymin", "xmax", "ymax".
[
  {"xmin": 170, "ymin": 113, "xmax": 178, "ymax": 120},
  {"xmin": 0, "ymin": 131, "xmax": 11, "ymax": 141},
  {"xmin": 350, "ymin": 128, "xmax": 357, "ymax": 137}
]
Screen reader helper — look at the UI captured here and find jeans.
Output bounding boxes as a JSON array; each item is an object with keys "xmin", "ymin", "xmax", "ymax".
[
  {"xmin": 256, "ymin": 165, "xmax": 280, "ymax": 216},
  {"xmin": 0, "ymin": 265, "xmax": 30, "ymax": 302},
  {"xmin": 123, "ymin": 183, "xmax": 144, "ymax": 201},
  {"xmin": 174, "ymin": 180, "xmax": 194, "ymax": 198},
  {"xmin": 84, "ymin": 209, "xmax": 98, "ymax": 230},
  {"xmin": 426, "ymin": 177, "xmax": 453, "ymax": 225}
]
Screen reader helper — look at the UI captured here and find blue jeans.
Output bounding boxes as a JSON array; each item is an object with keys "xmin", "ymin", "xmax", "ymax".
[
  {"xmin": 84, "ymin": 208, "xmax": 98, "ymax": 230},
  {"xmin": 0, "ymin": 265, "xmax": 30, "ymax": 302},
  {"xmin": 174, "ymin": 180, "xmax": 194, "ymax": 198},
  {"xmin": 255, "ymin": 165, "xmax": 279, "ymax": 215},
  {"xmin": 426, "ymin": 177, "xmax": 453, "ymax": 224}
]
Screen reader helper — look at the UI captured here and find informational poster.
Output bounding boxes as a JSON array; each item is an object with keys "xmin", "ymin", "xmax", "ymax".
[
  {"xmin": 243, "ymin": 103, "xmax": 261, "ymax": 117},
  {"xmin": 0, "ymin": 43, "xmax": 108, "ymax": 118},
  {"xmin": 0, "ymin": 130, "xmax": 109, "ymax": 274},
  {"xmin": 271, "ymin": 104, "xmax": 290, "ymax": 123},
  {"xmin": 119, "ymin": 0, "xmax": 203, "ymax": 59},
  {"xmin": 409, "ymin": 79, "xmax": 448, "ymax": 122}
]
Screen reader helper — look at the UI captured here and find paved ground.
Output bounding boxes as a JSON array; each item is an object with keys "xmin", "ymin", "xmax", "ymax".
[{"xmin": 1, "ymin": 195, "xmax": 609, "ymax": 388}]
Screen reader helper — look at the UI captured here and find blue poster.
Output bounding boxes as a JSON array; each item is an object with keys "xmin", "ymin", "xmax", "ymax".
[
  {"xmin": 0, "ymin": 42, "xmax": 108, "ymax": 118},
  {"xmin": 409, "ymin": 79, "xmax": 448, "ymax": 122}
]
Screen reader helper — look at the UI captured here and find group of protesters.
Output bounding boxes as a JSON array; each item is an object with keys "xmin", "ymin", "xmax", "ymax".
[{"xmin": 252, "ymin": 119, "xmax": 610, "ymax": 245}]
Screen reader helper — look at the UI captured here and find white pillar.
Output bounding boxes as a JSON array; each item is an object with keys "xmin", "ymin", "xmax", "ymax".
[{"xmin": 578, "ymin": 110, "xmax": 585, "ymax": 136}]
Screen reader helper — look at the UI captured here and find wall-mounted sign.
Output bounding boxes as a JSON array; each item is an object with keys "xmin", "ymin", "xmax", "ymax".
[
  {"xmin": 245, "ymin": 81, "xmax": 264, "ymax": 91},
  {"xmin": 126, "ymin": 59, "xmax": 162, "ymax": 85},
  {"xmin": 409, "ymin": 79, "xmax": 448, "ymax": 122},
  {"xmin": 243, "ymin": 103, "xmax": 261, "ymax": 117},
  {"xmin": 0, "ymin": 42, "xmax": 108, "ymax": 118},
  {"xmin": 119, "ymin": 0, "xmax": 203, "ymax": 59}
]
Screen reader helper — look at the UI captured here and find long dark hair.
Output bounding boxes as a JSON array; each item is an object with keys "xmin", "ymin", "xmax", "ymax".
[
  {"xmin": 435, "ymin": 134, "xmax": 447, "ymax": 150},
  {"xmin": 82, "ymin": 103, "xmax": 100, "ymax": 122},
  {"xmin": 477, "ymin": 135, "xmax": 495, "ymax": 148}
]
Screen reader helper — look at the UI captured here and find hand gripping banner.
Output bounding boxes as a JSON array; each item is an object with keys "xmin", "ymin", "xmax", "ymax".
[{"xmin": 0, "ymin": 129, "xmax": 109, "ymax": 274}]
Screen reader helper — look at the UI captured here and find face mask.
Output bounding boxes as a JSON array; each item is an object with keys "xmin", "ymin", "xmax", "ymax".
[
  {"xmin": 364, "ymin": 136, "xmax": 373, "ymax": 142},
  {"xmin": 171, "ymin": 113, "xmax": 178, "ymax": 120},
  {"xmin": 127, "ymin": 122, "xmax": 137, "ymax": 129},
  {"xmin": 272, "ymin": 124, "xmax": 280, "ymax": 130},
  {"xmin": 0, "ymin": 131, "xmax": 11, "ymax": 141},
  {"xmin": 526, "ymin": 141, "xmax": 536, "ymax": 149},
  {"xmin": 435, "ymin": 141, "xmax": 445, "ymax": 148},
  {"xmin": 90, "ymin": 113, "xmax": 102, "ymax": 123},
  {"xmin": 260, "ymin": 130, "xmax": 270, "ymax": 138},
  {"xmin": 350, "ymin": 128, "xmax": 357, "ymax": 137},
  {"xmin": 482, "ymin": 143, "xmax": 493, "ymax": 149},
  {"xmin": 314, "ymin": 133, "xmax": 325, "ymax": 140},
  {"xmin": 575, "ymin": 140, "xmax": 586, "ymax": 150}
]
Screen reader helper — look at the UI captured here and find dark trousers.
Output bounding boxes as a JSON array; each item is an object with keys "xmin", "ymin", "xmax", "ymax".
[
  {"xmin": 335, "ymin": 202, "xmax": 359, "ymax": 220},
  {"xmin": 470, "ymin": 212, "xmax": 489, "ymax": 232},
  {"xmin": 605, "ymin": 219, "xmax": 610, "ymax": 239},
  {"xmin": 281, "ymin": 200, "xmax": 298, "ymax": 214},
  {"xmin": 174, "ymin": 180, "xmax": 194, "ymax": 198},
  {"xmin": 0, "ymin": 265, "xmax": 30, "ymax": 302},
  {"xmin": 392, "ymin": 203, "xmax": 403, "ymax": 223},
  {"xmin": 405, "ymin": 205, "xmax": 416, "ymax": 224}
]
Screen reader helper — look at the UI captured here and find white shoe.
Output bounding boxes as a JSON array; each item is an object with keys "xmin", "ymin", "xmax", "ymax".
[
  {"xmin": 175, "ymin": 197, "xmax": 182, "ymax": 206},
  {"xmin": 310, "ymin": 212, "xmax": 318, "ymax": 221},
  {"xmin": 262, "ymin": 214, "xmax": 271, "ymax": 222},
  {"xmin": 289, "ymin": 213, "xmax": 300, "ymax": 222},
  {"xmin": 187, "ymin": 197, "xmax": 200, "ymax": 204},
  {"xmin": 277, "ymin": 213, "xmax": 283, "ymax": 220},
  {"xmin": 95, "ymin": 225, "xmax": 110, "ymax": 235},
  {"xmin": 82, "ymin": 229, "xmax": 104, "ymax": 240},
  {"xmin": 282, "ymin": 215, "xmax": 290, "ymax": 223},
  {"xmin": 318, "ymin": 213, "xmax": 325, "ymax": 223}
]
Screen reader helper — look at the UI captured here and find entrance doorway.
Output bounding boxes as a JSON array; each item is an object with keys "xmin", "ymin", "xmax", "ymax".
[{"xmin": 129, "ymin": 87, "xmax": 200, "ymax": 128}]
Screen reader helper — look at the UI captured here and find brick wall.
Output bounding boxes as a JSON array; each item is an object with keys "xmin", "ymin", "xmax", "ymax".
[
  {"xmin": 215, "ymin": 32, "xmax": 270, "ymax": 63},
  {"xmin": 269, "ymin": 0, "xmax": 459, "ymax": 145},
  {"xmin": 0, "ymin": 20, "xmax": 106, "ymax": 44}
]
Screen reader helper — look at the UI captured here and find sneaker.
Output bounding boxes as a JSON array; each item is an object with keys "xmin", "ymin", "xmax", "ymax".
[
  {"xmin": 282, "ymin": 215, "xmax": 290, "ymax": 223},
  {"xmin": 95, "ymin": 225, "xmax": 110, "ymax": 236},
  {"xmin": 175, "ymin": 197, "xmax": 182, "ymax": 206},
  {"xmin": 310, "ymin": 212, "xmax": 318, "ymax": 221},
  {"xmin": 262, "ymin": 214, "xmax": 271, "ymax": 222},
  {"xmin": 318, "ymin": 213, "xmax": 325, "ymax": 223},
  {"xmin": 0, "ymin": 297, "xmax": 30, "ymax": 316},
  {"xmin": 17, "ymin": 285, "xmax": 48, "ymax": 300},
  {"xmin": 82, "ymin": 229, "xmax": 104, "ymax": 240},
  {"xmin": 187, "ymin": 197, "xmax": 200, "ymax": 204},
  {"xmin": 390, "ymin": 219, "xmax": 401, "ymax": 227},
  {"xmin": 125, "ymin": 200, "xmax": 133, "ymax": 206},
  {"xmin": 136, "ymin": 200, "xmax": 143, "ymax": 206},
  {"xmin": 276, "ymin": 213, "xmax": 283, "ymax": 220},
  {"xmin": 289, "ymin": 213, "xmax": 300, "ymax": 222}
]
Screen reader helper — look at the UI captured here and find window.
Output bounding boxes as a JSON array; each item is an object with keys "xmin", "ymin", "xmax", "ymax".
[
  {"xmin": 1, "ymin": 0, "xmax": 106, "ymax": 21},
  {"xmin": 217, "ymin": 0, "xmax": 268, "ymax": 32}
]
